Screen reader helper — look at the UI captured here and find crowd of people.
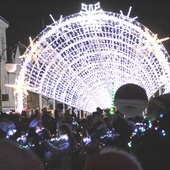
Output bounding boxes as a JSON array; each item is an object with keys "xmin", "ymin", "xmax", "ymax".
[{"xmin": 0, "ymin": 106, "xmax": 170, "ymax": 170}]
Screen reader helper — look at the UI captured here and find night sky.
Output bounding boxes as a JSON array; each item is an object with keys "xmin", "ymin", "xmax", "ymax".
[{"xmin": 0, "ymin": 0, "xmax": 169, "ymax": 53}]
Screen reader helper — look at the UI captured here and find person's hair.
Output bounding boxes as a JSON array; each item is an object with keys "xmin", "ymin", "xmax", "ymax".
[
  {"xmin": 0, "ymin": 139, "xmax": 44, "ymax": 170},
  {"xmin": 84, "ymin": 147, "xmax": 142, "ymax": 170}
]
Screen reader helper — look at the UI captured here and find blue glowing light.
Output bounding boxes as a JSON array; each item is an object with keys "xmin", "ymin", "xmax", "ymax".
[{"xmin": 159, "ymin": 113, "xmax": 164, "ymax": 118}]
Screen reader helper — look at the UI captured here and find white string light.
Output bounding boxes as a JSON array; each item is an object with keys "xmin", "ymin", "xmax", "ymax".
[{"xmin": 14, "ymin": 2, "xmax": 170, "ymax": 113}]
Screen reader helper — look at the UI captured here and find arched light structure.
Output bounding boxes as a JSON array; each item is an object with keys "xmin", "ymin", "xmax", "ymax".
[{"xmin": 15, "ymin": 2, "xmax": 170, "ymax": 113}]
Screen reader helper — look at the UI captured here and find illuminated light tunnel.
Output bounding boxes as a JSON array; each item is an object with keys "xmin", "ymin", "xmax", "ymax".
[{"xmin": 15, "ymin": 2, "xmax": 170, "ymax": 113}]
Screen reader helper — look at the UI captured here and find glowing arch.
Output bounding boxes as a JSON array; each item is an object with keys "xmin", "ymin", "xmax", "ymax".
[{"xmin": 15, "ymin": 2, "xmax": 170, "ymax": 113}]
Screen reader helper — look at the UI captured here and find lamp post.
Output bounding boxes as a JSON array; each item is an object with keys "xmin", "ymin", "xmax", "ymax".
[
  {"xmin": 5, "ymin": 60, "xmax": 17, "ymax": 73},
  {"xmin": 0, "ymin": 47, "xmax": 17, "ymax": 112}
]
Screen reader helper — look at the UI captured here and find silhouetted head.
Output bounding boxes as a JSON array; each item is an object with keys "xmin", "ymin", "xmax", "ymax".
[{"xmin": 84, "ymin": 147, "xmax": 142, "ymax": 170}]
